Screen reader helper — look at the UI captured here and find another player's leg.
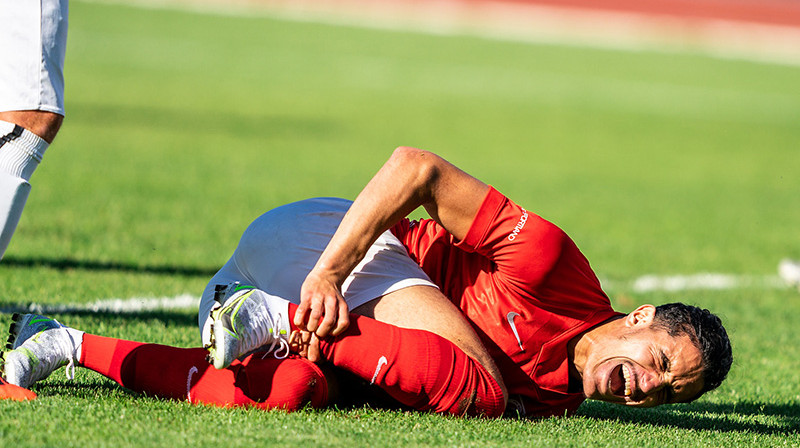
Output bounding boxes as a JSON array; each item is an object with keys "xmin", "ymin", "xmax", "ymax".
[
  {"xmin": 0, "ymin": 113, "xmax": 58, "ymax": 259},
  {"xmin": 0, "ymin": 0, "xmax": 68, "ymax": 259},
  {"xmin": 1, "ymin": 313, "xmax": 328, "ymax": 410},
  {"xmin": 207, "ymin": 285, "xmax": 505, "ymax": 417}
]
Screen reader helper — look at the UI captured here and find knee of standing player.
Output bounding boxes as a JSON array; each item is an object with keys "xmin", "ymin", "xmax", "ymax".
[{"xmin": 0, "ymin": 110, "xmax": 64, "ymax": 143}]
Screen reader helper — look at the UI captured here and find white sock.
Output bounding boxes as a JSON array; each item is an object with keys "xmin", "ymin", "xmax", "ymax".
[
  {"xmin": 0, "ymin": 120, "xmax": 48, "ymax": 181},
  {"xmin": 0, "ymin": 120, "xmax": 49, "ymax": 258}
]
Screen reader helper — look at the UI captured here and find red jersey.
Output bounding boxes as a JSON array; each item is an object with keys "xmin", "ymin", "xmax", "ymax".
[{"xmin": 391, "ymin": 187, "xmax": 622, "ymax": 417}]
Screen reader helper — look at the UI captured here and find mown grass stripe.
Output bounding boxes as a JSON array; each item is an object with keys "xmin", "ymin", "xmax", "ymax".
[{"xmin": 0, "ymin": 274, "xmax": 793, "ymax": 315}]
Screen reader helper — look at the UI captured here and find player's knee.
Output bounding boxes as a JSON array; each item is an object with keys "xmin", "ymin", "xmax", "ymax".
[
  {"xmin": 0, "ymin": 110, "xmax": 63, "ymax": 143},
  {"xmin": 29, "ymin": 112, "xmax": 63, "ymax": 143}
]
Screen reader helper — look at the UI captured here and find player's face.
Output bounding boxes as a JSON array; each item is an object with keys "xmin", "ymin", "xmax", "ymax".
[{"xmin": 581, "ymin": 306, "xmax": 705, "ymax": 407}]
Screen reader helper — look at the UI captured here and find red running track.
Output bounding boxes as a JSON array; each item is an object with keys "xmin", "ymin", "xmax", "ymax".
[{"xmin": 474, "ymin": 0, "xmax": 800, "ymax": 28}]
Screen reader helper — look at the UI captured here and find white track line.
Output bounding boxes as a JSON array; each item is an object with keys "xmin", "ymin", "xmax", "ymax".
[{"xmin": 0, "ymin": 273, "xmax": 793, "ymax": 315}]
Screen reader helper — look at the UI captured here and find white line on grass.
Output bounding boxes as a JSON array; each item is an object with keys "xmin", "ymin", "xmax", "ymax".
[
  {"xmin": 626, "ymin": 273, "xmax": 785, "ymax": 293},
  {"xmin": 0, "ymin": 274, "xmax": 792, "ymax": 315},
  {"xmin": 0, "ymin": 294, "xmax": 199, "ymax": 315}
]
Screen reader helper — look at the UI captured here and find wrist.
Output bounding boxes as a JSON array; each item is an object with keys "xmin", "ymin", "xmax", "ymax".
[{"xmin": 308, "ymin": 263, "xmax": 347, "ymax": 288}]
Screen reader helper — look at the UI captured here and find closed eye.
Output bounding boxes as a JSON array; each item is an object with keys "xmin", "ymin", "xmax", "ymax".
[{"xmin": 660, "ymin": 352, "xmax": 676, "ymax": 404}]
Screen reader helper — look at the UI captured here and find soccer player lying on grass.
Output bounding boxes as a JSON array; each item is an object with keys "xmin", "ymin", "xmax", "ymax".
[{"xmin": 1, "ymin": 147, "xmax": 732, "ymax": 417}]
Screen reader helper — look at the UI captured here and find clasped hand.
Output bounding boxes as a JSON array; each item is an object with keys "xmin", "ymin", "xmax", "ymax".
[{"xmin": 295, "ymin": 269, "xmax": 351, "ymax": 338}]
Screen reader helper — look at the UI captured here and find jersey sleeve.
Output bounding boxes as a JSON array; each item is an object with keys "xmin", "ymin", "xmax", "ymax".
[
  {"xmin": 455, "ymin": 187, "xmax": 608, "ymax": 306},
  {"xmin": 456, "ymin": 187, "xmax": 566, "ymax": 290}
]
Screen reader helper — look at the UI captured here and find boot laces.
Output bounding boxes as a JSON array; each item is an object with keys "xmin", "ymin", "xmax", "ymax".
[
  {"xmin": 30, "ymin": 319, "xmax": 79, "ymax": 382},
  {"xmin": 242, "ymin": 304, "xmax": 289, "ymax": 360}
]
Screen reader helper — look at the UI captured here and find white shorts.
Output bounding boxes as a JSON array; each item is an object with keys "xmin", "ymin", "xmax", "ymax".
[
  {"xmin": 0, "ymin": 0, "xmax": 69, "ymax": 115},
  {"xmin": 198, "ymin": 198, "xmax": 437, "ymax": 339}
]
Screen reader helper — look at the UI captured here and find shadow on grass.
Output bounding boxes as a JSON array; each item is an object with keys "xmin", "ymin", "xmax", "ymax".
[
  {"xmin": 37, "ymin": 378, "xmax": 141, "ymax": 400},
  {"xmin": 0, "ymin": 308, "xmax": 198, "ymax": 330},
  {"xmin": 69, "ymin": 100, "xmax": 338, "ymax": 140},
  {"xmin": 577, "ymin": 400, "xmax": 799, "ymax": 436},
  {"xmin": 1, "ymin": 255, "xmax": 218, "ymax": 278},
  {"xmin": 71, "ymin": 309, "xmax": 199, "ymax": 328}
]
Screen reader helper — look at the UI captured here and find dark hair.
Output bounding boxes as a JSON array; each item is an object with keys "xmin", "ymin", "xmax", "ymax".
[{"xmin": 652, "ymin": 303, "xmax": 732, "ymax": 400}]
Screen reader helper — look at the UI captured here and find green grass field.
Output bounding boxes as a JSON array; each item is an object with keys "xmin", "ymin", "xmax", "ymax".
[{"xmin": 1, "ymin": 1, "xmax": 799, "ymax": 446}]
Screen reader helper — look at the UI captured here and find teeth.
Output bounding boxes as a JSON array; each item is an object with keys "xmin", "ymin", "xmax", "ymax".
[{"xmin": 622, "ymin": 365, "xmax": 632, "ymax": 397}]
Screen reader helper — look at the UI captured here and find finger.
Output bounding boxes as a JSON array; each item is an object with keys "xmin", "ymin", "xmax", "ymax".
[
  {"xmin": 288, "ymin": 331, "xmax": 306, "ymax": 357},
  {"xmin": 331, "ymin": 299, "xmax": 350, "ymax": 336},
  {"xmin": 299, "ymin": 331, "xmax": 313, "ymax": 359},
  {"xmin": 307, "ymin": 296, "xmax": 324, "ymax": 333},
  {"xmin": 294, "ymin": 299, "xmax": 310, "ymax": 329},
  {"xmin": 308, "ymin": 334, "xmax": 322, "ymax": 363},
  {"xmin": 315, "ymin": 295, "xmax": 339, "ymax": 338}
]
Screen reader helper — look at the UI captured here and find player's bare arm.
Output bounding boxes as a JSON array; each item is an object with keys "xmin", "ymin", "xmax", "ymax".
[
  {"xmin": 295, "ymin": 148, "xmax": 507, "ymax": 403},
  {"xmin": 297, "ymin": 147, "xmax": 489, "ymax": 337}
]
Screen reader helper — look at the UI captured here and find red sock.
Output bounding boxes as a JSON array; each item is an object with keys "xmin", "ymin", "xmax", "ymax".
[
  {"xmin": 79, "ymin": 334, "xmax": 327, "ymax": 411},
  {"xmin": 288, "ymin": 304, "xmax": 504, "ymax": 417}
]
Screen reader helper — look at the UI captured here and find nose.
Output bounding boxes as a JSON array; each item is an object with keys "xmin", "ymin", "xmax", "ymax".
[{"xmin": 637, "ymin": 369, "xmax": 665, "ymax": 398}]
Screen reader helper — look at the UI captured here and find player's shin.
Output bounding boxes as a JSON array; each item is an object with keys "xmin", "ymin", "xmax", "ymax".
[
  {"xmin": 0, "ymin": 121, "xmax": 48, "ymax": 259},
  {"xmin": 80, "ymin": 334, "xmax": 327, "ymax": 410}
]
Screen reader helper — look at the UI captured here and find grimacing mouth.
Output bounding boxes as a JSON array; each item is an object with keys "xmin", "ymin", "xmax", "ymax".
[{"xmin": 608, "ymin": 363, "xmax": 634, "ymax": 399}]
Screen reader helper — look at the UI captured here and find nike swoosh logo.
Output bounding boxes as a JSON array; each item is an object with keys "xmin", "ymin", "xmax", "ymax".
[
  {"xmin": 506, "ymin": 312, "xmax": 524, "ymax": 351},
  {"xmin": 28, "ymin": 318, "xmax": 53, "ymax": 327},
  {"xmin": 370, "ymin": 356, "xmax": 388, "ymax": 385},
  {"xmin": 186, "ymin": 366, "xmax": 199, "ymax": 402}
]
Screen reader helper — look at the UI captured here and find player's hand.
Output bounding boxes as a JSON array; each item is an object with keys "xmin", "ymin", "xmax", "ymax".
[
  {"xmin": 289, "ymin": 330, "xmax": 324, "ymax": 363},
  {"xmin": 296, "ymin": 269, "xmax": 350, "ymax": 338}
]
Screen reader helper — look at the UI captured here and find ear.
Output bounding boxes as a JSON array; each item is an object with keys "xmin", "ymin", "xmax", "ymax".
[{"xmin": 624, "ymin": 304, "xmax": 656, "ymax": 328}]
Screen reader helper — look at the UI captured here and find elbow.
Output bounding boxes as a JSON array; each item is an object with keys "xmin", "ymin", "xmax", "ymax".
[{"xmin": 391, "ymin": 146, "xmax": 442, "ymax": 192}]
